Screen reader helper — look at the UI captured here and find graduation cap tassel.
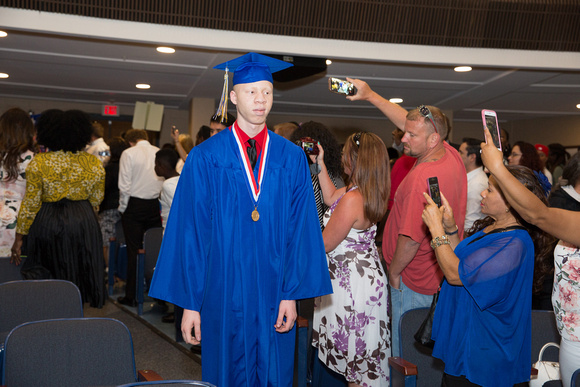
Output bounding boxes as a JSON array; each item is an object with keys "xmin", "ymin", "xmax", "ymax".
[{"xmin": 213, "ymin": 67, "xmax": 229, "ymax": 124}]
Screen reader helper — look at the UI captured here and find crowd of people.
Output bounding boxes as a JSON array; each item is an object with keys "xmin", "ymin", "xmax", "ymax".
[{"xmin": 2, "ymin": 52, "xmax": 579, "ymax": 387}]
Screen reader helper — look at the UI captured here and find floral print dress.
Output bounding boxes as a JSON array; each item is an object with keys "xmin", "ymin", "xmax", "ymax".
[
  {"xmin": 0, "ymin": 150, "xmax": 34, "ymax": 256},
  {"xmin": 312, "ymin": 187, "xmax": 390, "ymax": 386},
  {"xmin": 553, "ymin": 240, "xmax": 580, "ymax": 341}
]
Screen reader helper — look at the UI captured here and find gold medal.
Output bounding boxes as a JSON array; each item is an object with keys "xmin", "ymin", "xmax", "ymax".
[{"xmin": 252, "ymin": 208, "xmax": 260, "ymax": 222}]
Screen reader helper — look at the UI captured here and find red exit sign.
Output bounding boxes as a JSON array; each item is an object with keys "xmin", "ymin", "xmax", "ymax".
[{"xmin": 102, "ymin": 105, "xmax": 119, "ymax": 116}]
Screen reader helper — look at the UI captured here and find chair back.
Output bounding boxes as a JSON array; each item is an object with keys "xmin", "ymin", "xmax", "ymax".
[
  {"xmin": 143, "ymin": 227, "xmax": 163, "ymax": 280},
  {"xmin": 117, "ymin": 381, "xmax": 216, "ymax": 386},
  {"xmin": 2, "ymin": 318, "xmax": 138, "ymax": 387},
  {"xmin": 572, "ymin": 368, "xmax": 580, "ymax": 386},
  {"xmin": 531, "ymin": 310, "xmax": 560, "ymax": 362},
  {"xmin": 0, "ymin": 257, "xmax": 25, "ymax": 284},
  {"xmin": 398, "ymin": 307, "xmax": 445, "ymax": 387},
  {"xmin": 0, "ymin": 279, "xmax": 83, "ymax": 335}
]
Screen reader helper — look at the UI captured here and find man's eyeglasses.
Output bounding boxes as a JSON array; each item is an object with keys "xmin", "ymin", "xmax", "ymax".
[
  {"xmin": 418, "ymin": 105, "xmax": 438, "ymax": 134},
  {"xmin": 353, "ymin": 132, "xmax": 362, "ymax": 148}
]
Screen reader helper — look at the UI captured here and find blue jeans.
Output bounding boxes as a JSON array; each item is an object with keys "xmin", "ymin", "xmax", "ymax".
[{"xmin": 389, "ymin": 281, "xmax": 434, "ymax": 357}]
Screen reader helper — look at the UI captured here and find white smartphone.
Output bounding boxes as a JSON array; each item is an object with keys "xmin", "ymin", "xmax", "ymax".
[{"xmin": 481, "ymin": 110, "xmax": 502, "ymax": 151}]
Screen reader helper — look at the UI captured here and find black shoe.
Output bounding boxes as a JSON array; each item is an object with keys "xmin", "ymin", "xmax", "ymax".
[
  {"xmin": 117, "ymin": 296, "xmax": 137, "ymax": 307},
  {"xmin": 162, "ymin": 312, "xmax": 175, "ymax": 323},
  {"xmin": 190, "ymin": 344, "xmax": 202, "ymax": 354}
]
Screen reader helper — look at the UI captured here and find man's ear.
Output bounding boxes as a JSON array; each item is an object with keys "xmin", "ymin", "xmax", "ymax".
[
  {"xmin": 230, "ymin": 89, "xmax": 237, "ymax": 105},
  {"xmin": 468, "ymin": 153, "xmax": 477, "ymax": 163},
  {"xmin": 429, "ymin": 132, "xmax": 440, "ymax": 148}
]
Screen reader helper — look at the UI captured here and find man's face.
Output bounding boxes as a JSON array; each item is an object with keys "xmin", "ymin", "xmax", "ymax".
[
  {"xmin": 459, "ymin": 142, "xmax": 471, "ymax": 168},
  {"xmin": 401, "ymin": 119, "xmax": 432, "ymax": 158},
  {"xmin": 209, "ymin": 121, "xmax": 226, "ymax": 137},
  {"xmin": 537, "ymin": 150, "xmax": 548, "ymax": 166},
  {"xmin": 230, "ymin": 80, "xmax": 273, "ymax": 127}
]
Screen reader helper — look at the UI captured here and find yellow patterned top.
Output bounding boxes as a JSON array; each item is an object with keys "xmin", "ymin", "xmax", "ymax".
[{"xmin": 16, "ymin": 151, "xmax": 105, "ymax": 235}]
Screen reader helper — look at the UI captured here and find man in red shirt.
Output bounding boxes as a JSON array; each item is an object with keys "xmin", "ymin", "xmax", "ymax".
[{"xmin": 348, "ymin": 79, "xmax": 467, "ymax": 356}]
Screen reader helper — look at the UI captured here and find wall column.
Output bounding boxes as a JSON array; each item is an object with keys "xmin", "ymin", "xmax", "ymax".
[{"xmin": 189, "ymin": 98, "xmax": 216, "ymax": 137}]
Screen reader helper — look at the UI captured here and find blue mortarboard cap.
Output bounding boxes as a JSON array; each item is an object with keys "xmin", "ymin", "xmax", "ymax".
[{"xmin": 213, "ymin": 52, "xmax": 293, "ymax": 85}]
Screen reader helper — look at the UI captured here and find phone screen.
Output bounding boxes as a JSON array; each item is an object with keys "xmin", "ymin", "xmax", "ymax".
[
  {"xmin": 482, "ymin": 110, "xmax": 502, "ymax": 151},
  {"xmin": 328, "ymin": 77, "xmax": 357, "ymax": 96},
  {"xmin": 428, "ymin": 177, "xmax": 441, "ymax": 207}
]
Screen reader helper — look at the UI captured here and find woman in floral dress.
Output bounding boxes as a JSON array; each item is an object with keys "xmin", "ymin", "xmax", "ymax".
[
  {"xmin": 0, "ymin": 108, "xmax": 35, "ymax": 259},
  {"xmin": 311, "ymin": 132, "xmax": 391, "ymax": 386},
  {"xmin": 553, "ymin": 241, "xmax": 580, "ymax": 386}
]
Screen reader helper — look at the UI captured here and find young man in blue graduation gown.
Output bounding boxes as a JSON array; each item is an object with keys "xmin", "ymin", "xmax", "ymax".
[{"xmin": 149, "ymin": 52, "xmax": 332, "ymax": 387}]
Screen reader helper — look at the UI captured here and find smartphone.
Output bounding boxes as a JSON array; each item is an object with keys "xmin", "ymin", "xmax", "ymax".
[
  {"xmin": 328, "ymin": 77, "xmax": 357, "ymax": 96},
  {"xmin": 427, "ymin": 177, "xmax": 442, "ymax": 207},
  {"xmin": 481, "ymin": 110, "xmax": 502, "ymax": 151}
]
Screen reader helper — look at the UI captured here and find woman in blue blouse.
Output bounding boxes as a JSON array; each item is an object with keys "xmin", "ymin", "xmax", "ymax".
[{"xmin": 421, "ymin": 165, "xmax": 553, "ymax": 387}]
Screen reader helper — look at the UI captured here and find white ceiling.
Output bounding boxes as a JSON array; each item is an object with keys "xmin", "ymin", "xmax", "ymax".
[{"xmin": 0, "ymin": 7, "xmax": 579, "ymax": 124}]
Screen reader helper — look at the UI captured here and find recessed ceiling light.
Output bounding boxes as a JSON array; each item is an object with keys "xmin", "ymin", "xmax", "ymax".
[
  {"xmin": 577, "ymin": 104, "xmax": 580, "ymax": 109},
  {"xmin": 326, "ymin": 59, "xmax": 332, "ymax": 66},
  {"xmin": 136, "ymin": 83, "xmax": 150, "ymax": 89},
  {"xmin": 156, "ymin": 46, "xmax": 175, "ymax": 54},
  {"xmin": 0, "ymin": 31, "xmax": 7, "ymax": 38},
  {"xmin": 454, "ymin": 66, "xmax": 472, "ymax": 72},
  {"xmin": 0, "ymin": 73, "xmax": 9, "ymax": 79},
  {"xmin": 389, "ymin": 98, "xmax": 403, "ymax": 104}
]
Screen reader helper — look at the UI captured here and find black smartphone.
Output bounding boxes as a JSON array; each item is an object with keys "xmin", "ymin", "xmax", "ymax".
[
  {"xmin": 328, "ymin": 77, "xmax": 357, "ymax": 96},
  {"xmin": 427, "ymin": 177, "xmax": 441, "ymax": 207}
]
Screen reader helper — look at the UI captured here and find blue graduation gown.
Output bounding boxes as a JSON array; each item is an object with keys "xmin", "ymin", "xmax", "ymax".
[{"xmin": 149, "ymin": 128, "xmax": 332, "ymax": 387}]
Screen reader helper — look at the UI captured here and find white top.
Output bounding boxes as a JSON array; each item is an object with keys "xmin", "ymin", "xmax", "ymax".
[
  {"xmin": 543, "ymin": 167, "xmax": 553, "ymax": 185},
  {"xmin": 464, "ymin": 166, "xmax": 488, "ymax": 231},
  {"xmin": 159, "ymin": 175, "xmax": 180, "ymax": 229},
  {"xmin": 118, "ymin": 140, "xmax": 163, "ymax": 213},
  {"xmin": 85, "ymin": 137, "xmax": 110, "ymax": 165}
]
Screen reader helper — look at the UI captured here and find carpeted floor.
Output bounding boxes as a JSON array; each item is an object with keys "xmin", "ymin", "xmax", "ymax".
[{"xmin": 84, "ymin": 300, "xmax": 202, "ymax": 381}]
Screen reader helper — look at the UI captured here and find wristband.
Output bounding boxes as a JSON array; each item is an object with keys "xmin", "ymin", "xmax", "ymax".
[
  {"xmin": 430, "ymin": 235, "xmax": 450, "ymax": 249},
  {"xmin": 445, "ymin": 225, "xmax": 459, "ymax": 236}
]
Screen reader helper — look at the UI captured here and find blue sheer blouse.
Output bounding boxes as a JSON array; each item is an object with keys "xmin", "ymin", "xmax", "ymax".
[{"xmin": 431, "ymin": 228, "xmax": 534, "ymax": 387}]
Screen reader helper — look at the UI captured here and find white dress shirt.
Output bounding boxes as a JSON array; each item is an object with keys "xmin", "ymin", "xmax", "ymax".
[
  {"xmin": 465, "ymin": 166, "xmax": 489, "ymax": 231},
  {"xmin": 118, "ymin": 140, "xmax": 163, "ymax": 213},
  {"xmin": 159, "ymin": 175, "xmax": 180, "ymax": 229}
]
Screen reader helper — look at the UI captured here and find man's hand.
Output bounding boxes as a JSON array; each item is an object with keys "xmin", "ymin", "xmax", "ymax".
[
  {"xmin": 345, "ymin": 77, "xmax": 374, "ymax": 102},
  {"xmin": 389, "ymin": 272, "xmax": 401, "ymax": 290},
  {"xmin": 181, "ymin": 309, "xmax": 201, "ymax": 344},
  {"xmin": 274, "ymin": 300, "xmax": 297, "ymax": 333}
]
